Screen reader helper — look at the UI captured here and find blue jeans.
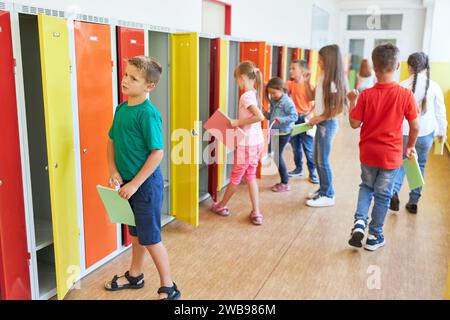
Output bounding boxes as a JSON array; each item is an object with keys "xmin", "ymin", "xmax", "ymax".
[
  {"xmin": 314, "ymin": 118, "xmax": 338, "ymax": 198},
  {"xmin": 393, "ymin": 132, "xmax": 434, "ymax": 204},
  {"xmin": 290, "ymin": 114, "xmax": 316, "ymax": 174},
  {"xmin": 355, "ymin": 164, "xmax": 400, "ymax": 236},
  {"xmin": 273, "ymin": 133, "xmax": 291, "ymax": 184}
]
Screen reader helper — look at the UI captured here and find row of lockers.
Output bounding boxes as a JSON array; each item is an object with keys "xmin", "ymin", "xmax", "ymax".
[{"xmin": 0, "ymin": 9, "xmax": 320, "ymax": 300}]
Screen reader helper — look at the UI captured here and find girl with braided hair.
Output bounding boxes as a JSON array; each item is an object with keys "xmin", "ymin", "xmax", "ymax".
[{"xmin": 391, "ymin": 52, "xmax": 448, "ymax": 214}]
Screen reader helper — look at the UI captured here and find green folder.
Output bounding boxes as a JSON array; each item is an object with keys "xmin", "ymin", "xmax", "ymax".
[
  {"xmin": 96, "ymin": 185, "xmax": 136, "ymax": 226},
  {"xmin": 402, "ymin": 155, "xmax": 424, "ymax": 190},
  {"xmin": 291, "ymin": 123, "xmax": 313, "ymax": 136},
  {"xmin": 434, "ymin": 137, "xmax": 445, "ymax": 155}
]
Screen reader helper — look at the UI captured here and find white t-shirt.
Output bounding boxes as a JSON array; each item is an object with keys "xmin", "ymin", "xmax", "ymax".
[
  {"xmin": 401, "ymin": 73, "xmax": 448, "ymax": 137},
  {"xmin": 357, "ymin": 72, "xmax": 376, "ymax": 91},
  {"xmin": 314, "ymin": 76, "xmax": 337, "ymax": 117}
]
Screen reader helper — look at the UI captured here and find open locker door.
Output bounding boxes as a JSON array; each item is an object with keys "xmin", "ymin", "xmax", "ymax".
[
  {"xmin": 116, "ymin": 26, "xmax": 145, "ymax": 246},
  {"xmin": 74, "ymin": 21, "xmax": 117, "ymax": 268},
  {"xmin": 309, "ymin": 50, "xmax": 320, "ymax": 85},
  {"xmin": 0, "ymin": 10, "xmax": 32, "ymax": 300},
  {"xmin": 38, "ymin": 14, "xmax": 80, "ymax": 299},
  {"xmin": 170, "ymin": 33, "xmax": 199, "ymax": 226},
  {"xmin": 277, "ymin": 46, "xmax": 287, "ymax": 81},
  {"xmin": 207, "ymin": 38, "xmax": 229, "ymax": 200}
]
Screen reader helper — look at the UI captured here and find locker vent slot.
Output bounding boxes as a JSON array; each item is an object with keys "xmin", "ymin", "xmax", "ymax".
[
  {"xmin": 21, "ymin": 5, "xmax": 65, "ymax": 18},
  {"xmin": 147, "ymin": 24, "xmax": 171, "ymax": 33},
  {"xmin": 117, "ymin": 20, "xmax": 145, "ymax": 30},
  {"xmin": 76, "ymin": 14, "xmax": 109, "ymax": 24}
]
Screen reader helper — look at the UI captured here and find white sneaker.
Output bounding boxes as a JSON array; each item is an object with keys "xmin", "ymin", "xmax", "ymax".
[
  {"xmin": 307, "ymin": 189, "xmax": 320, "ymax": 199},
  {"xmin": 306, "ymin": 195, "xmax": 335, "ymax": 207}
]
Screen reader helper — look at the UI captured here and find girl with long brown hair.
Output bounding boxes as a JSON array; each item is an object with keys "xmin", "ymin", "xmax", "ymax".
[{"xmin": 304, "ymin": 44, "xmax": 348, "ymax": 207}]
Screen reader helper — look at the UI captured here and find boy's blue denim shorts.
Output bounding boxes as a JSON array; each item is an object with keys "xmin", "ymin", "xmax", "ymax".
[{"xmin": 125, "ymin": 167, "xmax": 164, "ymax": 246}]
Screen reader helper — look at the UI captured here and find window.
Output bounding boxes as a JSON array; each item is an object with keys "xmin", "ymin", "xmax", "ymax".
[
  {"xmin": 349, "ymin": 39, "xmax": 365, "ymax": 69},
  {"xmin": 374, "ymin": 39, "xmax": 397, "ymax": 47},
  {"xmin": 311, "ymin": 5, "xmax": 330, "ymax": 49},
  {"xmin": 347, "ymin": 14, "xmax": 403, "ymax": 31}
]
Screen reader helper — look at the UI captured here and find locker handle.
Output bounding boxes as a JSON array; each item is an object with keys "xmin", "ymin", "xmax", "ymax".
[
  {"xmin": 45, "ymin": 166, "xmax": 48, "ymax": 171},
  {"xmin": 54, "ymin": 163, "xmax": 58, "ymax": 169},
  {"xmin": 191, "ymin": 128, "xmax": 199, "ymax": 137},
  {"xmin": 0, "ymin": 180, "xmax": 3, "ymax": 187},
  {"xmin": 83, "ymin": 148, "xmax": 88, "ymax": 155}
]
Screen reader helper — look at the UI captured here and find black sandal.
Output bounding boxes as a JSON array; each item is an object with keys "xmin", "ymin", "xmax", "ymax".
[
  {"xmin": 158, "ymin": 282, "xmax": 181, "ymax": 300},
  {"xmin": 104, "ymin": 271, "xmax": 145, "ymax": 291}
]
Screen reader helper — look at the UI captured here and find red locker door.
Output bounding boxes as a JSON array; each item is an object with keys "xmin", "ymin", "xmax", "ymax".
[
  {"xmin": 116, "ymin": 27, "xmax": 144, "ymax": 246},
  {"xmin": 75, "ymin": 21, "xmax": 117, "ymax": 267},
  {"xmin": 208, "ymin": 38, "xmax": 221, "ymax": 201},
  {"xmin": 0, "ymin": 10, "xmax": 32, "ymax": 300},
  {"xmin": 277, "ymin": 46, "xmax": 286, "ymax": 80},
  {"xmin": 117, "ymin": 27, "xmax": 145, "ymax": 103}
]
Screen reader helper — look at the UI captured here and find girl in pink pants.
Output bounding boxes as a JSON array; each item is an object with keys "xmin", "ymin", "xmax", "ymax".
[{"xmin": 211, "ymin": 61, "xmax": 265, "ymax": 225}]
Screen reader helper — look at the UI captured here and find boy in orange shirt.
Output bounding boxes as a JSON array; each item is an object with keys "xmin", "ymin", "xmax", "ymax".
[{"xmin": 286, "ymin": 60, "xmax": 319, "ymax": 183}]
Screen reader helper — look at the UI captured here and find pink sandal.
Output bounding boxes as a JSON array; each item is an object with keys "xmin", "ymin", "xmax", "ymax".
[
  {"xmin": 271, "ymin": 183, "xmax": 291, "ymax": 192},
  {"xmin": 250, "ymin": 211, "xmax": 263, "ymax": 225},
  {"xmin": 212, "ymin": 202, "xmax": 230, "ymax": 216}
]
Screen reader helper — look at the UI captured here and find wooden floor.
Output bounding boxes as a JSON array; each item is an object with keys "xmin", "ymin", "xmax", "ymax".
[{"xmin": 66, "ymin": 117, "xmax": 450, "ymax": 300}]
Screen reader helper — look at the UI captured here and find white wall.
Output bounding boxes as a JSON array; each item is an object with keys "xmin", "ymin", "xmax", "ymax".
[
  {"xmin": 427, "ymin": 0, "xmax": 450, "ymax": 61},
  {"xmin": 12, "ymin": 0, "xmax": 202, "ymax": 31},
  {"xmin": 228, "ymin": 0, "xmax": 340, "ymax": 47},
  {"xmin": 10, "ymin": 0, "xmax": 340, "ymax": 48}
]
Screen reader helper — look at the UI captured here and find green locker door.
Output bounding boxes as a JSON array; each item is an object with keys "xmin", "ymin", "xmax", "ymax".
[
  {"xmin": 170, "ymin": 33, "xmax": 199, "ymax": 226},
  {"xmin": 37, "ymin": 14, "xmax": 80, "ymax": 299}
]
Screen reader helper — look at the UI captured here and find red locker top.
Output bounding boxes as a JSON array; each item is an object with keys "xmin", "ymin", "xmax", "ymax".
[
  {"xmin": 117, "ymin": 27, "xmax": 145, "ymax": 103},
  {"xmin": 0, "ymin": 10, "xmax": 32, "ymax": 300}
]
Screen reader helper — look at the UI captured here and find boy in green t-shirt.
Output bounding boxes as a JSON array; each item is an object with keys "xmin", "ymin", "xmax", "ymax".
[{"xmin": 104, "ymin": 56, "xmax": 180, "ymax": 300}]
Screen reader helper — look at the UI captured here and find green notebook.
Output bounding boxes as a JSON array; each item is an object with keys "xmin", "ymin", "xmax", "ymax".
[
  {"xmin": 291, "ymin": 123, "xmax": 313, "ymax": 136},
  {"xmin": 434, "ymin": 137, "xmax": 445, "ymax": 155},
  {"xmin": 96, "ymin": 185, "xmax": 136, "ymax": 226},
  {"xmin": 402, "ymin": 155, "xmax": 424, "ymax": 190}
]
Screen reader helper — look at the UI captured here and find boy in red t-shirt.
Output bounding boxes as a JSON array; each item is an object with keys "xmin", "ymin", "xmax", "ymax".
[{"xmin": 347, "ymin": 44, "xmax": 420, "ymax": 251}]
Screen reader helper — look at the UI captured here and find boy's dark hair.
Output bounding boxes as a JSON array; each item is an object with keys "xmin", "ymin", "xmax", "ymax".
[
  {"xmin": 291, "ymin": 59, "xmax": 309, "ymax": 71},
  {"xmin": 127, "ymin": 55, "xmax": 162, "ymax": 84},
  {"xmin": 372, "ymin": 43, "xmax": 399, "ymax": 72}
]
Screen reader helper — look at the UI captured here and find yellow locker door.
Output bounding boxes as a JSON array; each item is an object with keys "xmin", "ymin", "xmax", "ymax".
[
  {"xmin": 217, "ymin": 39, "xmax": 229, "ymax": 191},
  {"xmin": 38, "ymin": 14, "xmax": 80, "ymax": 299},
  {"xmin": 170, "ymin": 33, "xmax": 199, "ymax": 226},
  {"xmin": 310, "ymin": 50, "xmax": 319, "ymax": 85}
]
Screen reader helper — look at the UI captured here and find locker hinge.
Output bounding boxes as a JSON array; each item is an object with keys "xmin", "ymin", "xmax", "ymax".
[
  {"xmin": 27, "ymin": 252, "xmax": 31, "ymax": 266},
  {"xmin": 13, "ymin": 58, "xmax": 17, "ymax": 75},
  {"xmin": 69, "ymin": 65, "xmax": 73, "ymax": 74},
  {"xmin": 111, "ymin": 60, "xmax": 115, "ymax": 71}
]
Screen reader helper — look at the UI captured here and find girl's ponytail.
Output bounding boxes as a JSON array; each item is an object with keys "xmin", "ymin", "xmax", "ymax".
[
  {"xmin": 422, "ymin": 55, "xmax": 430, "ymax": 114},
  {"xmin": 254, "ymin": 68, "xmax": 263, "ymax": 110}
]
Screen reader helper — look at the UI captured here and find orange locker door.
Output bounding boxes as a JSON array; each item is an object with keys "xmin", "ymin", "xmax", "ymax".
[
  {"xmin": 240, "ymin": 42, "xmax": 267, "ymax": 179},
  {"xmin": 75, "ymin": 21, "xmax": 117, "ymax": 268}
]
